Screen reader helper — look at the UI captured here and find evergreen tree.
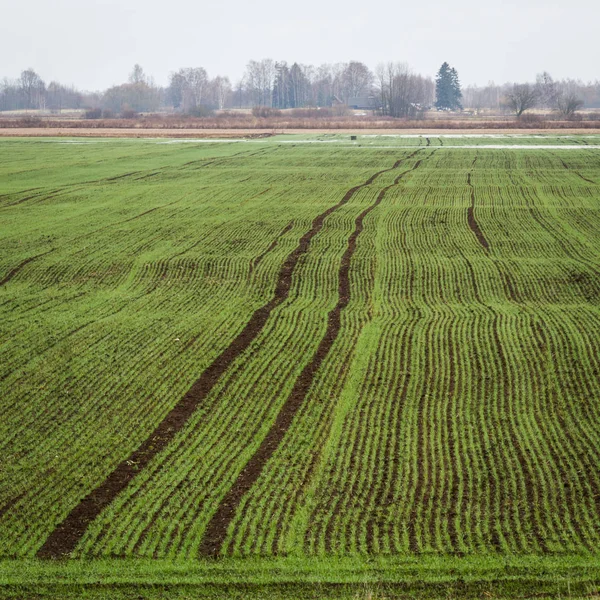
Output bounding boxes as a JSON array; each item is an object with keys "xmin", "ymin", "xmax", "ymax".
[
  {"xmin": 450, "ymin": 67, "xmax": 463, "ymax": 110},
  {"xmin": 435, "ymin": 62, "xmax": 462, "ymax": 110}
]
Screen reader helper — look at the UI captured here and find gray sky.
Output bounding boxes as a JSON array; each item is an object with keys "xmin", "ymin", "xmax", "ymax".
[{"xmin": 1, "ymin": 0, "xmax": 598, "ymax": 90}]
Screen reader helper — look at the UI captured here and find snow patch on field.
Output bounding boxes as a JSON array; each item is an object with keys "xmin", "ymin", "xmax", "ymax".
[
  {"xmin": 360, "ymin": 134, "xmax": 600, "ymax": 139},
  {"xmin": 353, "ymin": 145, "xmax": 600, "ymax": 149},
  {"xmin": 155, "ymin": 139, "xmax": 250, "ymax": 144}
]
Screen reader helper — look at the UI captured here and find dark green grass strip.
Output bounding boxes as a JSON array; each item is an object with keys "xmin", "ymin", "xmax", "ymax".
[
  {"xmin": 36, "ymin": 155, "xmax": 414, "ymax": 559},
  {"xmin": 2, "ymin": 555, "xmax": 600, "ymax": 599}
]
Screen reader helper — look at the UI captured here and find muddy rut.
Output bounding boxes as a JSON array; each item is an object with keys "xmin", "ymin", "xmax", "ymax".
[
  {"xmin": 466, "ymin": 166, "xmax": 489, "ymax": 251},
  {"xmin": 199, "ymin": 150, "xmax": 424, "ymax": 556},
  {"xmin": 37, "ymin": 153, "xmax": 420, "ymax": 559}
]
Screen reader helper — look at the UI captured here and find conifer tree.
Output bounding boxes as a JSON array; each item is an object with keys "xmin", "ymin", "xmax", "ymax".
[
  {"xmin": 450, "ymin": 67, "xmax": 463, "ymax": 109},
  {"xmin": 435, "ymin": 62, "xmax": 462, "ymax": 110}
]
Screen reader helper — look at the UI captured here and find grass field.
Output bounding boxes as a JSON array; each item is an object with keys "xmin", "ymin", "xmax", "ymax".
[{"xmin": 0, "ymin": 135, "xmax": 599, "ymax": 598}]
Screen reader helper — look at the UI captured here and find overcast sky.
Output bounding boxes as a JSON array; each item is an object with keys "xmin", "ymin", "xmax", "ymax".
[{"xmin": 1, "ymin": 0, "xmax": 598, "ymax": 90}]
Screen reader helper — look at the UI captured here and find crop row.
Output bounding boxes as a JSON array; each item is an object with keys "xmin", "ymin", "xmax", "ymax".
[{"xmin": 0, "ymin": 141, "xmax": 598, "ymax": 558}]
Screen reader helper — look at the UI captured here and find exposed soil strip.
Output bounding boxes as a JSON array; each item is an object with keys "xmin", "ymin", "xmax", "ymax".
[
  {"xmin": 557, "ymin": 157, "xmax": 596, "ymax": 184},
  {"xmin": 135, "ymin": 172, "xmax": 161, "ymax": 181},
  {"xmin": 36, "ymin": 156, "xmax": 414, "ymax": 559},
  {"xmin": 466, "ymin": 168, "xmax": 490, "ymax": 251},
  {"xmin": 248, "ymin": 221, "xmax": 294, "ymax": 275},
  {"xmin": 0, "ymin": 251, "xmax": 53, "ymax": 287},
  {"xmin": 199, "ymin": 151, "xmax": 423, "ymax": 556},
  {"xmin": 5, "ymin": 188, "xmax": 72, "ymax": 208},
  {"xmin": 287, "ymin": 155, "xmax": 432, "ymax": 555},
  {"xmin": 328, "ymin": 154, "xmax": 433, "ymax": 554},
  {"xmin": 465, "ymin": 179, "xmax": 546, "ymax": 550}
]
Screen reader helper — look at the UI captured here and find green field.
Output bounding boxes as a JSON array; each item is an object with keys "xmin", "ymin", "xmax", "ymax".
[{"xmin": 0, "ymin": 135, "xmax": 599, "ymax": 598}]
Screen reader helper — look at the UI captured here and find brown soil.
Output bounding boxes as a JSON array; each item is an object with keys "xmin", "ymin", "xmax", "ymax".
[
  {"xmin": 36, "ymin": 157, "xmax": 411, "ymax": 560},
  {"xmin": 466, "ymin": 170, "xmax": 490, "ymax": 251},
  {"xmin": 273, "ymin": 152, "xmax": 428, "ymax": 555},
  {"xmin": 0, "ymin": 252, "xmax": 51, "ymax": 287},
  {"xmin": 557, "ymin": 157, "xmax": 596, "ymax": 184},
  {"xmin": 2, "ymin": 127, "xmax": 600, "ymax": 138},
  {"xmin": 198, "ymin": 153, "xmax": 426, "ymax": 556}
]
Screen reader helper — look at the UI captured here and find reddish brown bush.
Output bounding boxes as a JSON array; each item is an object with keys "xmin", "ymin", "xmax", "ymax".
[{"xmin": 251, "ymin": 106, "xmax": 282, "ymax": 118}]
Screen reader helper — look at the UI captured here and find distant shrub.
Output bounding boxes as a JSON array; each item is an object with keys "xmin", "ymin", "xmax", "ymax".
[
  {"xmin": 252, "ymin": 106, "xmax": 282, "ymax": 118},
  {"xmin": 101, "ymin": 109, "xmax": 115, "ymax": 119},
  {"xmin": 84, "ymin": 108, "xmax": 102, "ymax": 119},
  {"xmin": 215, "ymin": 110, "xmax": 247, "ymax": 120},
  {"xmin": 19, "ymin": 115, "xmax": 44, "ymax": 126},
  {"xmin": 518, "ymin": 112, "xmax": 543, "ymax": 124},
  {"xmin": 289, "ymin": 107, "xmax": 336, "ymax": 119},
  {"xmin": 120, "ymin": 108, "xmax": 138, "ymax": 119},
  {"xmin": 186, "ymin": 105, "xmax": 214, "ymax": 118}
]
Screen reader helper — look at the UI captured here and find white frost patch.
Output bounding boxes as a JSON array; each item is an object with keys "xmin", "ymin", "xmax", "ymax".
[
  {"xmin": 46, "ymin": 140, "xmax": 112, "ymax": 144},
  {"xmin": 353, "ymin": 145, "xmax": 600, "ymax": 150},
  {"xmin": 360, "ymin": 134, "xmax": 600, "ymax": 139},
  {"xmin": 155, "ymin": 139, "xmax": 248, "ymax": 144}
]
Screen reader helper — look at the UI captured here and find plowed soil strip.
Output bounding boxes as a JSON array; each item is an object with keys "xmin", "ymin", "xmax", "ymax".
[
  {"xmin": 199, "ymin": 150, "xmax": 423, "ymax": 557},
  {"xmin": 0, "ymin": 251, "xmax": 53, "ymax": 287},
  {"xmin": 466, "ymin": 169, "xmax": 489, "ymax": 251},
  {"xmin": 557, "ymin": 157, "xmax": 596, "ymax": 184},
  {"xmin": 36, "ymin": 156, "xmax": 413, "ymax": 559}
]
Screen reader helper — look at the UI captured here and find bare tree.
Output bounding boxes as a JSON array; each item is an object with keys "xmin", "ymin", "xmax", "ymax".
[
  {"xmin": 168, "ymin": 67, "xmax": 209, "ymax": 112},
  {"xmin": 129, "ymin": 64, "xmax": 147, "ymax": 85},
  {"xmin": 245, "ymin": 59, "xmax": 275, "ymax": 106},
  {"xmin": 209, "ymin": 76, "xmax": 232, "ymax": 109},
  {"xmin": 19, "ymin": 68, "xmax": 45, "ymax": 109},
  {"xmin": 234, "ymin": 78, "xmax": 246, "ymax": 108},
  {"xmin": 462, "ymin": 82, "xmax": 501, "ymax": 111},
  {"xmin": 505, "ymin": 83, "xmax": 539, "ymax": 117},
  {"xmin": 46, "ymin": 82, "xmax": 81, "ymax": 112},
  {"xmin": 535, "ymin": 71, "xmax": 558, "ymax": 108},
  {"xmin": 184, "ymin": 67, "xmax": 209, "ymax": 109},
  {"xmin": 555, "ymin": 91, "xmax": 584, "ymax": 119},
  {"xmin": 167, "ymin": 71, "xmax": 186, "ymax": 109},
  {"xmin": 340, "ymin": 61, "xmax": 373, "ymax": 102},
  {"xmin": 376, "ymin": 62, "xmax": 433, "ymax": 118}
]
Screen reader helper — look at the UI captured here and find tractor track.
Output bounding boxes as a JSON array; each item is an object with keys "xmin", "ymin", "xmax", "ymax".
[
  {"xmin": 37, "ymin": 152, "xmax": 420, "ymax": 559},
  {"xmin": 200, "ymin": 149, "xmax": 425, "ymax": 556},
  {"xmin": 466, "ymin": 165, "xmax": 490, "ymax": 251}
]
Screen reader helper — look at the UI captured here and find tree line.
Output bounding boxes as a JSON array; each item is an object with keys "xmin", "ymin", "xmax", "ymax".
[{"xmin": 2, "ymin": 61, "xmax": 599, "ymax": 118}]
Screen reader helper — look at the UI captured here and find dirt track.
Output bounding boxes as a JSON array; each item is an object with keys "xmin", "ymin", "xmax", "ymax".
[
  {"xmin": 2, "ymin": 127, "xmax": 600, "ymax": 138},
  {"xmin": 36, "ymin": 154, "xmax": 416, "ymax": 559}
]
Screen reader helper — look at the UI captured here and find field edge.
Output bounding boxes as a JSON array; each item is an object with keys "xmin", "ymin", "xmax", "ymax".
[
  {"xmin": 1, "ymin": 554, "xmax": 599, "ymax": 583},
  {"xmin": 0, "ymin": 555, "xmax": 599, "ymax": 599}
]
